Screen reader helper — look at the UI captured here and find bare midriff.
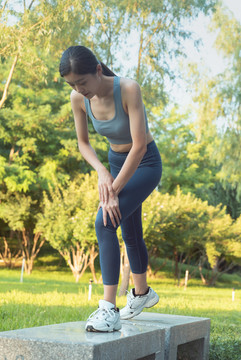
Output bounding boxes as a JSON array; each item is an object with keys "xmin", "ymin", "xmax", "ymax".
[{"xmin": 110, "ymin": 131, "xmax": 154, "ymax": 153}]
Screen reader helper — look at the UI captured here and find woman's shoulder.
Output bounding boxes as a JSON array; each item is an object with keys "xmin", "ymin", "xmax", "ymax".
[
  {"xmin": 119, "ymin": 77, "xmax": 142, "ymax": 103},
  {"xmin": 70, "ymin": 90, "xmax": 86, "ymax": 113},
  {"xmin": 119, "ymin": 76, "xmax": 140, "ymax": 90}
]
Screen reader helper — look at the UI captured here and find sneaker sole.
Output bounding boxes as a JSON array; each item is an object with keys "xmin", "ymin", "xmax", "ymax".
[
  {"xmin": 85, "ymin": 323, "xmax": 122, "ymax": 332},
  {"xmin": 120, "ymin": 294, "xmax": 159, "ymax": 320}
]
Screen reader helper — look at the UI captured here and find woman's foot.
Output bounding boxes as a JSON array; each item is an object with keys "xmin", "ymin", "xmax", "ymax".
[
  {"xmin": 120, "ymin": 287, "xmax": 159, "ymax": 320},
  {"xmin": 85, "ymin": 299, "xmax": 122, "ymax": 332}
]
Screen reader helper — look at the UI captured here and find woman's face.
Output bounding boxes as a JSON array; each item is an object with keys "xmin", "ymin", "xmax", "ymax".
[{"xmin": 64, "ymin": 68, "xmax": 101, "ymax": 98}]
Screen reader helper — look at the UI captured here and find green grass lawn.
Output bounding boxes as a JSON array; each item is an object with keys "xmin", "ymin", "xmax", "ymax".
[{"xmin": 0, "ymin": 266, "xmax": 240, "ymax": 360}]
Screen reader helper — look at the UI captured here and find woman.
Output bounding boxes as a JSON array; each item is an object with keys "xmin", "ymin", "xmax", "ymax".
[{"xmin": 59, "ymin": 45, "xmax": 162, "ymax": 333}]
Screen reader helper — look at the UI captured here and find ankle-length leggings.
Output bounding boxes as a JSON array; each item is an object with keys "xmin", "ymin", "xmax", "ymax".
[{"xmin": 95, "ymin": 140, "xmax": 162, "ymax": 285}]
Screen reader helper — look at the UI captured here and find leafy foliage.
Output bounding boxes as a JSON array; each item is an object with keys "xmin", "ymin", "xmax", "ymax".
[
  {"xmin": 36, "ymin": 172, "xmax": 99, "ymax": 281},
  {"xmin": 187, "ymin": 4, "xmax": 241, "ymax": 200},
  {"xmin": 0, "ymin": 0, "xmax": 240, "ymax": 282},
  {"xmin": 143, "ymin": 186, "xmax": 241, "ymax": 284}
]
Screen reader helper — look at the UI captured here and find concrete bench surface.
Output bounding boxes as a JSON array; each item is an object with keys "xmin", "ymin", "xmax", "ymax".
[{"xmin": 0, "ymin": 312, "xmax": 210, "ymax": 360}]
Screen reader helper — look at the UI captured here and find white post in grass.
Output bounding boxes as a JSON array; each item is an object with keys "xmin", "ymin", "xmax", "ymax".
[
  {"xmin": 88, "ymin": 279, "xmax": 93, "ymax": 300},
  {"xmin": 20, "ymin": 257, "xmax": 25, "ymax": 283},
  {"xmin": 232, "ymin": 288, "xmax": 235, "ymax": 302},
  {"xmin": 184, "ymin": 270, "xmax": 189, "ymax": 290}
]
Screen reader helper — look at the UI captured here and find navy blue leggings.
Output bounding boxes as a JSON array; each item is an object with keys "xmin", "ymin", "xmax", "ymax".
[{"xmin": 95, "ymin": 140, "xmax": 162, "ymax": 285}]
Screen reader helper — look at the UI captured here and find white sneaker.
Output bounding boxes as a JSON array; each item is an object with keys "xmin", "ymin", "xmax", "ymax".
[
  {"xmin": 120, "ymin": 287, "xmax": 159, "ymax": 320},
  {"xmin": 85, "ymin": 299, "xmax": 122, "ymax": 332}
]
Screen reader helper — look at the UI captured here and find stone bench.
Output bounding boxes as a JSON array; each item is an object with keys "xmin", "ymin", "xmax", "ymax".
[
  {"xmin": 129, "ymin": 312, "xmax": 210, "ymax": 360},
  {"xmin": 0, "ymin": 312, "xmax": 210, "ymax": 360}
]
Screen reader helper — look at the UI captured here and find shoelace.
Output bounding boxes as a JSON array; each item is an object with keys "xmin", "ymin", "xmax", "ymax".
[
  {"xmin": 88, "ymin": 306, "xmax": 116, "ymax": 320},
  {"xmin": 125, "ymin": 289, "xmax": 135, "ymax": 306}
]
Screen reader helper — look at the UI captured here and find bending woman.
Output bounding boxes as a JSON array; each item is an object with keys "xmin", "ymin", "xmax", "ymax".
[{"xmin": 59, "ymin": 45, "xmax": 162, "ymax": 332}]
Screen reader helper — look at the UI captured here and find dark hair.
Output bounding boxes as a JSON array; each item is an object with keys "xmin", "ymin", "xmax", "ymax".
[{"xmin": 59, "ymin": 45, "xmax": 116, "ymax": 77}]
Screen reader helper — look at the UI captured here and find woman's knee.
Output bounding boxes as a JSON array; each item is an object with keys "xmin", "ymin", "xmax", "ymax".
[
  {"xmin": 95, "ymin": 209, "xmax": 104, "ymax": 234},
  {"xmin": 95, "ymin": 208, "xmax": 116, "ymax": 237}
]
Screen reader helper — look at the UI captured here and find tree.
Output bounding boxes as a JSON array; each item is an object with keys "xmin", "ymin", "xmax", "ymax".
[
  {"xmin": 0, "ymin": 192, "xmax": 45, "ymax": 274},
  {"xmin": 142, "ymin": 186, "xmax": 241, "ymax": 285},
  {"xmin": 187, "ymin": 4, "xmax": 241, "ymax": 200},
  {"xmin": 0, "ymin": 0, "xmax": 92, "ymax": 108},
  {"xmin": 0, "ymin": 0, "xmax": 220, "ymax": 282},
  {"xmin": 36, "ymin": 172, "xmax": 100, "ymax": 282},
  {"xmin": 151, "ymin": 105, "xmax": 220, "ymax": 198},
  {"xmin": 143, "ymin": 186, "xmax": 208, "ymax": 283},
  {"xmin": 0, "ymin": 0, "xmax": 106, "ymax": 272},
  {"xmin": 122, "ymin": 0, "xmax": 217, "ymax": 108},
  {"xmin": 198, "ymin": 207, "xmax": 241, "ymax": 286}
]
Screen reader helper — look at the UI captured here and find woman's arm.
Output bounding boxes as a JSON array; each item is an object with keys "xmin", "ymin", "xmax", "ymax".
[
  {"xmin": 70, "ymin": 90, "xmax": 115, "ymax": 204},
  {"xmin": 111, "ymin": 80, "xmax": 147, "ymax": 195}
]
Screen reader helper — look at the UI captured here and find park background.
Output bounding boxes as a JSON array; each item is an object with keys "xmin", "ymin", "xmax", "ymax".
[{"xmin": 0, "ymin": 0, "xmax": 240, "ymax": 359}]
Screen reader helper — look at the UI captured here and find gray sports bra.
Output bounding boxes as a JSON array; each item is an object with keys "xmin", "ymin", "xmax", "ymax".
[{"xmin": 84, "ymin": 76, "xmax": 149, "ymax": 144}]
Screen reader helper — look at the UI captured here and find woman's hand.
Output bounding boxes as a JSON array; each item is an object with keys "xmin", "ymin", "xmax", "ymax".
[
  {"xmin": 97, "ymin": 192, "xmax": 122, "ymax": 228},
  {"xmin": 97, "ymin": 168, "xmax": 115, "ymax": 203}
]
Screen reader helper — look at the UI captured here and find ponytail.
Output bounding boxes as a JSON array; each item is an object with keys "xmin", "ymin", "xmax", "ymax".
[{"xmin": 100, "ymin": 61, "xmax": 116, "ymax": 77}]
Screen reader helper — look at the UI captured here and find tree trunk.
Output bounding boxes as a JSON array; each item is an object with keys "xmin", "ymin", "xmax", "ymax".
[
  {"xmin": 206, "ymin": 257, "xmax": 221, "ymax": 286},
  {"xmin": 25, "ymin": 257, "xmax": 34, "ymax": 275},
  {"xmin": 173, "ymin": 247, "xmax": 179, "ymax": 280},
  {"xmin": 153, "ymin": 259, "xmax": 167, "ymax": 276},
  {"xmin": 20, "ymin": 230, "xmax": 45, "ymax": 274},
  {"xmin": 118, "ymin": 246, "xmax": 130, "ymax": 296},
  {"xmin": 62, "ymin": 244, "xmax": 90, "ymax": 283},
  {"xmin": 177, "ymin": 252, "xmax": 186, "ymax": 287},
  {"xmin": 0, "ymin": 54, "xmax": 18, "ymax": 109},
  {"xmin": 136, "ymin": 26, "xmax": 144, "ymax": 82},
  {"xmin": 147, "ymin": 263, "xmax": 153, "ymax": 278},
  {"xmin": 88, "ymin": 245, "xmax": 98, "ymax": 284},
  {"xmin": 201, "ymin": 255, "xmax": 219, "ymax": 286},
  {"xmin": 0, "ymin": 236, "xmax": 22, "ymax": 268},
  {"xmin": 198, "ymin": 261, "xmax": 207, "ymax": 285}
]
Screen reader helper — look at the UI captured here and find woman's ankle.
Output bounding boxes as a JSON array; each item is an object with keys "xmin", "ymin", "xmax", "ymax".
[
  {"xmin": 104, "ymin": 298, "xmax": 116, "ymax": 307},
  {"xmin": 133, "ymin": 286, "xmax": 150, "ymax": 296}
]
